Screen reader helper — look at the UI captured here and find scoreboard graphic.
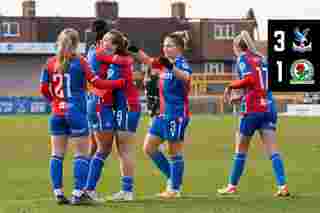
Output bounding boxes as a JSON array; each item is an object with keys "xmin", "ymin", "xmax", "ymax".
[{"xmin": 268, "ymin": 20, "xmax": 319, "ymax": 92}]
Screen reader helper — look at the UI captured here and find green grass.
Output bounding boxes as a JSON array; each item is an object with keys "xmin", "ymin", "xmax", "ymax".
[{"xmin": 1, "ymin": 115, "xmax": 320, "ymax": 213}]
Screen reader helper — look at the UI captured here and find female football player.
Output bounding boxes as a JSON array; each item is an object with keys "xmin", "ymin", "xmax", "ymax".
[
  {"xmin": 218, "ymin": 31, "xmax": 290, "ymax": 197},
  {"xmin": 86, "ymin": 19, "xmax": 110, "ymax": 157},
  {"xmin": 85, "ymin": 30, "xmax": 141, "ymax": 201},
  {"xmin": 129, "ymin": 31, "xmax": 192, "ymax": 198},
  {"xmin": 39, "ymin": 28, "xmax": 125, "ymax": 205}
]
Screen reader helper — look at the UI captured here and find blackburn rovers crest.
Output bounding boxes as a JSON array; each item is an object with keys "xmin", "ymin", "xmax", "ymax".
[{"xmin": 290, "ymin": 59, "xmax": 314, "ymax": 85}]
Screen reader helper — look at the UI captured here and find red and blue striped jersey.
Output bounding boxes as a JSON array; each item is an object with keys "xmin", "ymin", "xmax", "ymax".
[
  {"xmin": 40, "ymin": 56, "xmax": 122, "ymax": 115},
  {"xmin": 237, "ymin": 51, "xmax": 268, "ymax": 114},
  {"xmin": 95, "ymin": 53, "xmax": 140, "ymax": 112}
]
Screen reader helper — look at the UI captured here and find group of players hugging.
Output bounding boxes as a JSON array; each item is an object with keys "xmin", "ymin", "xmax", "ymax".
[{"xmin": 39, "ymin": 19, "xmax": 290, "ymax": 205}]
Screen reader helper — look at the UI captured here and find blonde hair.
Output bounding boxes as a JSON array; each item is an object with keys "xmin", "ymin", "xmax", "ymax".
[
  {"xmin": 239, "ymin": 30, "xmax": 263, "ymax": 57},
  {"xmin": 55, "ymin": 28, "xmax": 80, "ymax": 73}
]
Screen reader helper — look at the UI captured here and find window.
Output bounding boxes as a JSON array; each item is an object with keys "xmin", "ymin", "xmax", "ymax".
[
  {"xmin": 214, "ymin": 24, "xmax": 223, "ymax": 39},
  {"xmin": 204, "ymin": 62, "xmax": 224, "ymax": 74},
  {"xmin": 213, "ymin": 24, "xmax": 235, "ymax": 40},
  {"xmin": 1, "ymin": 22, "xmax": 20, "ymax": 37}
]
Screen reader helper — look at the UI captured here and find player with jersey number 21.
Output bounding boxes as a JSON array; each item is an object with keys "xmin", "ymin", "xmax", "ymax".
[{"xmin": 39, "ymin": 28, "xmax": 125, "ymax": 205}]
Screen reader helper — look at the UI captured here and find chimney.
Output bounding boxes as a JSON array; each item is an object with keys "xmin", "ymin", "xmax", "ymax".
[
  {"xmin": 95, "ymin": 0, "xmax": 119, "ymax": 20},
  {"xmin": 22, "ymin": 0, "xmax": 36, "ymax": 17},
  {"xmin": 171, "ymin": 1, "xmax": 186, "ymax": 19}
]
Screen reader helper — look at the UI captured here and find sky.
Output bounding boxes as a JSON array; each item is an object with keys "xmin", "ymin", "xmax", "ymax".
[{"xmin": 1, "ymin": 0, "xmax": 320, "ymax": 40}]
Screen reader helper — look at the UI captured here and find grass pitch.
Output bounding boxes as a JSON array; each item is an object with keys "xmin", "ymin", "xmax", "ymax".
[{"xmin": 0, "ymin": 115, "xmax": 320, "ymax": 213}]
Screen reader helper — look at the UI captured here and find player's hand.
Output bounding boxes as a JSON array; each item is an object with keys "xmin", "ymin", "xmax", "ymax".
[
  {"xmin": 128, "ymin": 45, "xmax": 140, "ymax": 54},
  {"xmin": 96, "ymin": 46, "xmax": 106, "ymax": 56},
  {"xmin": 96, "ymin": 40, "xmax": 103, "ymax": 48},
  {"xmin": 159, "ymin": 56, "xmax": 174, "ymax": 70},
  {"xmin": 229, "ymin": 90, "xmax": 242, "ymax": 105},
  {"xmin": 151, "ymin": 58, "xmax": 163, "ymax": 71},
  {"xmin": 223, "ymin": 86, "xmax": 232, "ymax": 104},
  {"xmin": 230, "ymin": 95, "xmax": 241, "ymax": 105}
]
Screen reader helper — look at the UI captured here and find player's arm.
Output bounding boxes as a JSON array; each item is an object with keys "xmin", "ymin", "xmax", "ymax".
[
  {"xmin": 39, "ymin": 62, "xmax": 53, "ymax": 102},
  {"xmin": 80, "ymin": 57, "xmax": 125, "ymax": 90},
  {"xmin": 224, "ymin": 56, "xmax": 254, "ymax": 103},
  {"xmin": 128, "ymin": 46, "xmax": 159, "ymax": 67},
  {"xmin": 159, "ymin": 57, "xmax": 191, "ymax": 82},
  {"xmin": 173, "ymin": 60, "xmax": 192, "ymax": 82},
  {"xmin": 95, "ymin": 48, "xmax": 132, "ymax": 66},
  {"xmin": 227, "ymin": 56, "xmax": 254, "ymax": 89},
  {"xmin": 228, "ymin": 75, "xmax": 255, "ymax": 89}
]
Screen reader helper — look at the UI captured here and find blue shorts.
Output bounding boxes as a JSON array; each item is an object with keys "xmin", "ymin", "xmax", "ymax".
[
  {"xmin": 49, "ymin": 109, "xmax": 89, "ymax": 137},
  {"xmin": 149, "ymin": 116, "xmax": 190, "ymax": 142},
  {"xmin": 87, "ymin": 96, "xmax": 114, "ymax": 132},
  {"xmin": 239, "ymin": 111, "xmax": 277, "ymax": 137},
  {"xmin": 114, "ymin": 109, "xmax": 141, "ymax": 133},
  {"xmin": 87, "ymin": 97, "xmax": 98, "ymax": 131},
  {"xmin": 96, "ymin": 105, "xmax": 115, "ymax": 132}
]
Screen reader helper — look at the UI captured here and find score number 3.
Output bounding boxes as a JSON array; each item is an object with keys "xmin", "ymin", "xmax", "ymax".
[{"xmin": 274, "ymin": 30, "xmax": 285, "ymax": 52}]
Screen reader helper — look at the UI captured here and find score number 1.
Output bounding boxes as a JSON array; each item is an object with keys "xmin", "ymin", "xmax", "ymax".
[{"xmin": 273, "ymin": 30, "xmax": 285, "ymax": 83}]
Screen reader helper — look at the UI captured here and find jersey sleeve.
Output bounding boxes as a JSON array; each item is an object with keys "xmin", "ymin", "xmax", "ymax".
[
  {"xmin": 238, "ymin": 55, "xmax": 252, "ymax": 77},
  {"xmin": 96, "ymin": 48, "xmax": 132, "ymax": 66},
  {"xmin": 86, "ymin": 47, "xmax": 99, "ymax": 75},
  {"xmin": 79, "ymin": 56, "xmax": 125, "ymax": 90},
  {"xmin": 176, "ymin": 58, "xmax": 192, "ymax": 75},
  {"xmin": 40, "ymin": 64, "xmax": 50, "ymax": 84},
  {"xmin": 39, "ymin": 60, "xmax": 53, "ymax": 102}
]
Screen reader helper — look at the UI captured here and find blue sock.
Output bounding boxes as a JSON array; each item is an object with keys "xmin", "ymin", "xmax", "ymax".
[
  {"xmin": 169, "ymin": 154, "xmax": 184, "ymax": 191},
  {"xmin": 121, "ymin": 176, "xmax": 134, "ymax": 192},
  {"xmin": 73, "ymin": 156, "xmax": 90, "ymax": 191},
  {"xmin": 270, "ymin": 153, "xmax": 287, "ymax": 186},
  {"xmin": 150, "ymin": 151, "xmax": 171, "ymax": 179},
  {"xmin": 50, "ymin": 155, "xmax": 63, "ymax": 190},
  {"xmin": 229, "ymin": 153, "xmax": 247, "ymax": 186},
  {"xmin": 86, "ymin": 152, "xmax": 109, "ymax": 191}
]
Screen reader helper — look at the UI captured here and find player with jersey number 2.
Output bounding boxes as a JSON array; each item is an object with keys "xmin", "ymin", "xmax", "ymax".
[
  {"xmin": 39, "ymin": 28, "xmax": 125, "ymax": 205},
  {"xmin": 218, "ymin": 31, "xmax": 290, "ymax": 197}
]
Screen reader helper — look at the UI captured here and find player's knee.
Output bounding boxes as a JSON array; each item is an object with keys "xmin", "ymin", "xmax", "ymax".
[
  {"xmin": 143, "ymin": 141, "xmax": 155, "ymax": 156},
  {"xmin": 143, "ymin": 134, "xmax": 161, "ymax": 156},
  {"xmin": 168, "ymin": 142, "xmax": 183, "ymax": 156},
  {"xmin": 95, "ymin": 131, "xmax": 113, "ymax": 143},
  {"xmin": 97, "ymin": 140, "xmax": 113, "ymax": 154},
  {"xmin": 51, "ymin": 152, "xmax": 65, "ymax": 159},
  {"xmin": 72, "ymin": 138, "xmax": 90, "ymax": 157},
  {"xmin": 236, "ymin": 142, "xmax": 249, "ymax": 153}
]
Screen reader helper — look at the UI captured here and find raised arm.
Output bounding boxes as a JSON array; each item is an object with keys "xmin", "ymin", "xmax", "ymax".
[
  {"xmin": 96, "ymin": 48, "xmax": 133, "ymax": 66},
  {"xmin": 158, "ymin": 56, "xmax": 191, "ymax": 82}
]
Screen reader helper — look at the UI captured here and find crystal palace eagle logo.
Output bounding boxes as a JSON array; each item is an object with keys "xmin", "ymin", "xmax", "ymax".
[{"xmin": 292, "ymin": 27, "xmax": 312, "ymax": 53}]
